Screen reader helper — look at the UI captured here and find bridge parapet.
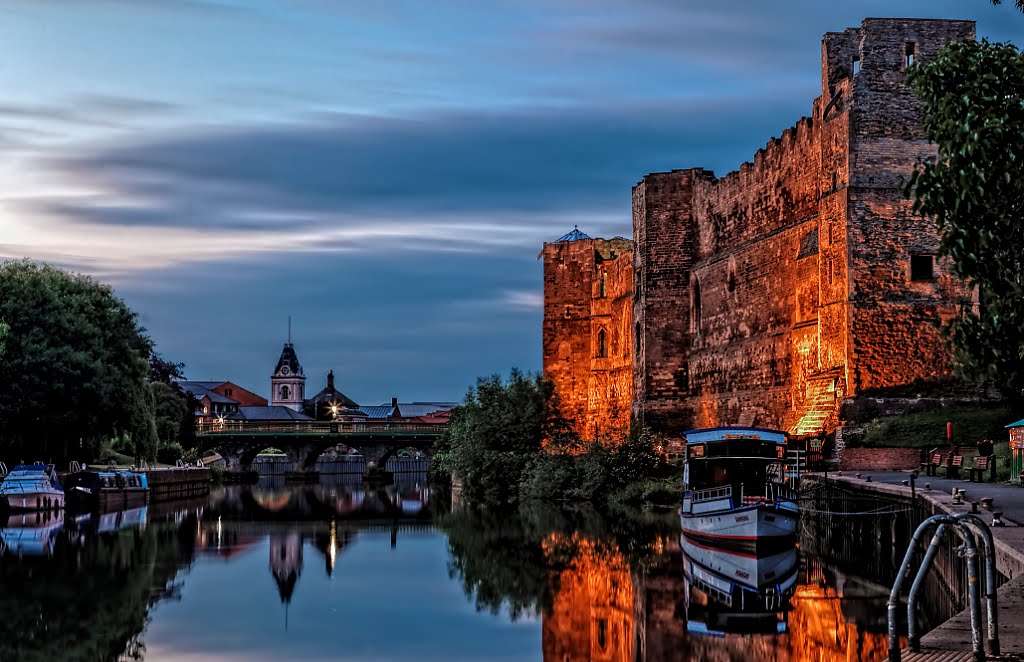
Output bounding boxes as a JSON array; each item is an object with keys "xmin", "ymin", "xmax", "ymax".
[{"xmin": 197, "ymin": 420, "xmax": 446, "ymax": 436}]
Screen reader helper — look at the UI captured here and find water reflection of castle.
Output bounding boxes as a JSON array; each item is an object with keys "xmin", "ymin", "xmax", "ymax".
[{"xmin": 541, "ymin": 537, "xmax": 894, "ymax": 662}]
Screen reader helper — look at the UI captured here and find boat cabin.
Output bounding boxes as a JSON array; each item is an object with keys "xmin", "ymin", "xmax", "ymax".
[{"xmin": 683, "ymin": 427, "xmax": 789, "ymax": 503}]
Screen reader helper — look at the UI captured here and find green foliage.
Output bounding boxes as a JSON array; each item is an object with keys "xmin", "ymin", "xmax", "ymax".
[
  {"xmin": 433, "ymin": 369, "xmax": 570, "ymax": 506},
  {"xmin": 0, "ymin": 260, "xmax": 158, "ymax": 463},
  {"xmin": 0, "ymin": 319, "xmax": 8, "ymax": 360},
  {"xmin": 906, "ymin": 40, "xmax": 1024, "ymax": 396},
  {"xmin": 854, "ymin": 404, "xmax": 1016, "ymax": 448},
  {"xmin": 519, "ymin": 428, "xmax": 675, "ymax": 505},
  {"xmin": 151, "ymin": 381, "xmax": 187, "ymax": 448},
  {"xmin": 157, "ymin": 442, "xmax": 184, "ymax": 465}
]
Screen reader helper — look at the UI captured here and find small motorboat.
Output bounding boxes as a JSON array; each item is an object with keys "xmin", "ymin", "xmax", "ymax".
[
  {"xmin": 679, "ymin": 427, "xmax": 798, "ymax": 555},
  {"xmin": 65, "ymin": 469, "xmax": 149, "ymax": 512},
  {"xmin": 0, "ymin": 463, "xmax": 65, "ymax": 511}
]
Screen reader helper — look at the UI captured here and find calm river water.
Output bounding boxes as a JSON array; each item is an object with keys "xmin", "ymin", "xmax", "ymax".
[{"xmin": 0, "ymin": 474, "xmax": 911, "ymax": 661}]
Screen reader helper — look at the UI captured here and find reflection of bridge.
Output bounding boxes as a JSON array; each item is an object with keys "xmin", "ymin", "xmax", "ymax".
[{"xmin": 196, "ymin": 420, "xmax": 445, "ymax": 474}]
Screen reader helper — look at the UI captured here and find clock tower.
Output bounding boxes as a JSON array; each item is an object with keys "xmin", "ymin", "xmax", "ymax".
[{"xmin": 271, "ymin": 340, "xmax": 305, "ymax": 411}]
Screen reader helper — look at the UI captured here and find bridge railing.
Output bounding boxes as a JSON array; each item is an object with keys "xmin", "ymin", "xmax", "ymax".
[{"xmin": 196, "ymin": 420, "xmax": 447, "ymax": 435}]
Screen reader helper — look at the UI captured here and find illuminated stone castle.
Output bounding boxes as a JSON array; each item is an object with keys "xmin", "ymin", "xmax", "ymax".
[{"xmin": 542, "ymin": 18, "xmax": 977, "ymax": 438}]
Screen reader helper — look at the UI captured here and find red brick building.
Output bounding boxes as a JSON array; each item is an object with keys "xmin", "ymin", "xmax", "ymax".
[{"xmin": 544, "ymin": 18, "xmax": 977, "ymax": 439}]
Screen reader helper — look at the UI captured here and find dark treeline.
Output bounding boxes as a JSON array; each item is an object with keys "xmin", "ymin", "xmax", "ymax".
[{"xmin": 0, "ymin": 260, "xmax": 194, "ymax": 466}]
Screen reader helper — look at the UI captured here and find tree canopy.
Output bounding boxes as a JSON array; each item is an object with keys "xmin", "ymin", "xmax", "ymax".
[
  {"xmin": 0, "ymin": 260, "xmax": 158, "ymax": 464},
  {"xmin": 906, "ymin": 40, "xmax": 1024, "ymax": 396}
]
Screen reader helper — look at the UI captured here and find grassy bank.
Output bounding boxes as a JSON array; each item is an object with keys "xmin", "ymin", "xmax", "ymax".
[{"xmin": 854, "ymin": 403, "xmax": 1017, "ymax": 448}]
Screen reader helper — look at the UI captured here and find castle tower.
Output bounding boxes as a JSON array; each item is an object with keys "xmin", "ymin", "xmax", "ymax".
[{"xmin": 271, "ymin": 341, "xmax": 305, "ymax": 411}]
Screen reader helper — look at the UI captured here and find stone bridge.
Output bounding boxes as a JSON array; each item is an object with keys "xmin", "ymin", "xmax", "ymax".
[{"xmin": 195, "ymin": 420, "xmax": 444, "ymax": 474}]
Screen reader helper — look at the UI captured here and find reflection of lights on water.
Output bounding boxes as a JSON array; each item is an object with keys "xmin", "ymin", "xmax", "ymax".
[
  {"xmin": 217, "ymin": 516, "xmax": 222, "ymax": 549},
  {"xmin": 329, "ymin": 520, "xmax": 337, "ymax": 571}
]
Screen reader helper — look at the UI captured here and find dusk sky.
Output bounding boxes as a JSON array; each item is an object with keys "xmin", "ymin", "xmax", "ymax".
[{"xmin": 1, "ymin": 1, "xmax": 1021, "ymax": 404}]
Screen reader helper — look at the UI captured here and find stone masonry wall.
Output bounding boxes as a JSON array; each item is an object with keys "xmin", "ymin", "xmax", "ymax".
[
  {"xmin": 628, "ymin": 17, "xmax": 974, "ymax": 435},
  {"xmin": 542, "ymin": 237, "xmax": 633, "ymax": 439},
  {"xmin": 547, "ymin": 18, "xmax": 976, "ymax": 439}
]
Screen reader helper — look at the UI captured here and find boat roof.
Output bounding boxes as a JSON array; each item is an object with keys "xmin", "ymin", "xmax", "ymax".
[
  {"xmin": 681, "ymin": 426, "xmax": 788, "ymax": 445},
  {"xmin": 9, "ymin": 463, "xmax": 50, "ymax": 472}
]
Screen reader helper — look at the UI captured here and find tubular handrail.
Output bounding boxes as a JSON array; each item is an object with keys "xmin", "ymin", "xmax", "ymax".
[
  {"xmin": 953, "ymin": 514, "xmax": 1000, "ymax": 656},
  {"xmin": 889, "ymin": 514, "xmax": 992, "ymax": 662}
]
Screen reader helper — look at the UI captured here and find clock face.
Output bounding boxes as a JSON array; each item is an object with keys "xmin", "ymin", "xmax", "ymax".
[{"xmin": 281, "ymin": 365, "xmax": 290, "ymax": 376}]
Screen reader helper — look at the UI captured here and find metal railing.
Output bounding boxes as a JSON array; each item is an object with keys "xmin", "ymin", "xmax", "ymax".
[
  {"xmin": 888, "ymin": 513, "xmax": 999, "ymax": 662},
  {"xmin": 196, "ymin": 420, "xmax": 447, "ymax": 435},
  {"xmin": 691, "ymin": 485, "xmax": 732, "ymax": 503}
]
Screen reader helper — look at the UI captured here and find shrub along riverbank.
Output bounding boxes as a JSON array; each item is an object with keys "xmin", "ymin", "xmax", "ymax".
[{"xmin": 431, "ymin": 370, "xmax": 678, "ymax": 508}]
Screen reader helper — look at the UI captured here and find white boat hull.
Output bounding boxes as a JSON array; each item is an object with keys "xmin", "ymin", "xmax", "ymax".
[{"xmin": 679, "ymin": 500, "xmax": 797, "ymax": 555}]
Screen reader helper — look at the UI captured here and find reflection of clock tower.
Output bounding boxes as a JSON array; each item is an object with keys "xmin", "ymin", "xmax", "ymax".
[{"xmin": 271, "ymin": 340, "xmax": 305, "ymax": 411}]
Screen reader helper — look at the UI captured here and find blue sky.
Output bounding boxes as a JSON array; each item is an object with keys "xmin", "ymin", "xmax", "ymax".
[{"xmin": 0, "ymin": 1, "xmax": 1021, "ymax": 403}]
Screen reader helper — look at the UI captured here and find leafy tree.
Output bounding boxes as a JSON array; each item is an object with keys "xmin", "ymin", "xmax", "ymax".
[
  {"xmin": 432, "ymin": 370, "xmax": 573, "ymax": 506},
  {"xmin": 0, "ymin": 260, "xmax": 157, "ymax": 464},
  {"xmin": 151, "ymin": 381, "xmax": 187, "ymax": 449},
  {"xmin": 0, "ymin": 319, "xmax": 7, "ymax": 361},
  {"xmin": 906, "ymin": 40, "xmax": 1024, "ymax": 396},
  {"xmin": 149, "ymin": 353, "xmax": 185, "ymax": 384}
]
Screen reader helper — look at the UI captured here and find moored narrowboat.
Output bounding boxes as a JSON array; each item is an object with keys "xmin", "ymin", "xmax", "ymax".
[{"xmin": 65, "ymin": 469, "xmax": 149, "ymax": 512}]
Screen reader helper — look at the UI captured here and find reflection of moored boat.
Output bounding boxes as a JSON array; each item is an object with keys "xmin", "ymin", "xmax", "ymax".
[
  {"xmin": 65, "ymin": 469, "xmax": 149, "ymax": 512},
  {"xmin": 682, "ymin": 535, "xmax": 798, "ymax": 636},
  {"xmin": 679, "ymin": 427, "xmax": 798, "ymax": 555},
  {"xmin": 0, "ymin": 463, "xmax": 64, "ymax": 511},
  {"xmin": 1, "ymin": 510, "xmax": 64, "ymax": 557}
]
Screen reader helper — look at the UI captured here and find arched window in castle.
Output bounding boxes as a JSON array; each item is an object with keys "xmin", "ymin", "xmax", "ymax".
[
  {"xmin": 691, "ymin": 277, "xmax": 702, "ymax": 334},
  {"xmin": 599, "ymin": 272, "xmax": 607, "ymax": 298},
  {"xmin": 727, "ymin": 258, "xmax": 737, "ymax": 294},
  {"xmin": 635, "ymin": 321, "xmax": 642, "ymax": 353},
  {"xmin": 281, "ymin": 385, "xmax": 289, "ymax": 400},
  {"xmin": 597, "ymin": 329, "xmax": 608, "ymax": 358}
]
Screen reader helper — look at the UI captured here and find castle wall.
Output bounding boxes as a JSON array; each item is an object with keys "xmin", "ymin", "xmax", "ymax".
[
  {"xmin": 627, "ymin": 17, "xmax": 974, "ymax": 434},
  {"xmin": 844, "ymin": 19, "xmax": 976, "ymax": 393},
  {"xmin": 548, "ymin": 18, "xmax": 976, "ymax": 437},
  {"xmin": 542, "ymin": 237, "xmax": 633, "ymax": 439}
]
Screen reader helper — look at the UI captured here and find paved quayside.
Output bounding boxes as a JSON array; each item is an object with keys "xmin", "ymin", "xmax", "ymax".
[{"xmin": 813, "ymin": 471, "xmax": 1024, "ymax": 660}]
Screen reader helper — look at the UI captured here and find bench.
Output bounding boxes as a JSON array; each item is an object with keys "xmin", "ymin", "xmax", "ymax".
[
  {"xmin": 944, "ymin": 454, "xmax": 964, "ymax": 480},
  {"xmin": 922, "ymin": 452, "xmax": 944, "ymax": 477},
  {"xmin": 969, "ymin": 455, "xmax": 995, "ymax": 483}
]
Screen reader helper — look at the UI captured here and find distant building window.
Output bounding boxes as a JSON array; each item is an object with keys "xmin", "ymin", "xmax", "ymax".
[
  {"xmin": 281, "ymin": 385, "xmax": 290, "ymax": 400},
  {"xmin": 910, "ymin": 254, "xmax": 934, "ymax": 282},
  {"xmin": 597, "ymin": 329, "xmax": 608, "ymax": 358},
  {"xmin": 597, "ymin": 619, "xmax": 608, "ymax": 650},
  {"xmin": 225, "ymin": 388, "xmax": 232, "ymax": 397},
  {"xmin": 599, "ymin": 272, "xmax": 607, "ymax": 298},
  {"xmin": 905, "ymin": 42, "xmax": 917, "ymax": 68},
  {"xmin": 635, "ymin": 322, "xmax": 641, "ymax": 352},
  {"xmin": 852, "ymin": 56, "xmax": 861, "ymax": 76}
]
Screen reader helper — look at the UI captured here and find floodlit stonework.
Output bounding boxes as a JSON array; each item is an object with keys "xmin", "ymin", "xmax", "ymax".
[{"xmin": 544, "ymin": 18, "xmax": 977, "ymax": 438}]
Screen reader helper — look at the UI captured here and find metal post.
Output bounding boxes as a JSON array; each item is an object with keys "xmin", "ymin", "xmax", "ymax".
[
  {"xmin": 910, "ymin": 471, "xmax": 917, "ymax": 505},
  {"xmin": 960, "ymin": 523, "xmax": 984, "ymax": 662},
  {"xmin": 907, "ymin": 524, "xmax": 946, "ymax": 651},
  {"xmin": 956, "ymin": 514, "xmax": 1000, "ymax": 655}
]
